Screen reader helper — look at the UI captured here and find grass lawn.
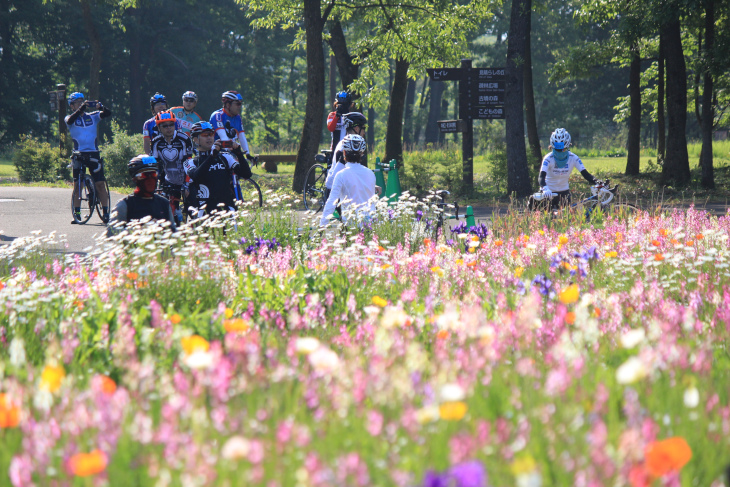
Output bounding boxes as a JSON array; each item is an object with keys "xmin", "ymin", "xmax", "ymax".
[{"xmin": 0, "ymin": 157, "xmax": 17, "ymax": 177}]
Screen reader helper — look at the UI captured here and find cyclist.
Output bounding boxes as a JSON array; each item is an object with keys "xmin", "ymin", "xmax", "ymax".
[
  {"xmin": 169, "ymin": 91, "xmax": 202, "ymax": 135},
  {"xmin": 65, "ymin": 92, "xmax": 112, "ymax": 223},
  {"xmin": 326, "ymin": 91, "xmax": 352, "ymax": 150},
  {"xmin": 107, "ymin": 154, "xmax": 175, "ymax": 236},
  {"xmin": 529, "ymin": 128, "xmax": 598, "ymax": 211},
  {"xmin": 209, "ymin": 90, "xmax": 257, "ymax": 166},
  {"xmin": 150, "ymin": 111, "xmax": 193, "ymax": 224},
  {"xmin": 143, "ymin": 93, "xmax": 180, "ymax": 154},
  {"xmin": 320, "ymin": 134, "xmax": 376, "ymax": 227},
  {"xmin": 184, "ymin": 121, "xmax": 252, "ymax": 218},
  {"xmin": 324, "ymin": 112, "xmax": 367, "ymax": 199}
]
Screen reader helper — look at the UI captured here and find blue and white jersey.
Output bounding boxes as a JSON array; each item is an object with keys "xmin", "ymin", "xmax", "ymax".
[
  {"xmin": 66, "ymin": 112, "xmax": 102, "ymax": 152},
  {"xmin": 540, "ymin": 151, "xmax": 587, "ymax": 192},
  {"xmin": 209, "ymin": 109, "xmax": 250, "ymax": 153},
  {"xmin": 143, "ymin": 117, "xmax": 180, "ymax": 140}
]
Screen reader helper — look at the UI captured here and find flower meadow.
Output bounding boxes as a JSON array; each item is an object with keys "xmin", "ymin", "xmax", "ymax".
[{"xmin": 1, "ymin": 194, "xmax": 729, "ymax": 487}]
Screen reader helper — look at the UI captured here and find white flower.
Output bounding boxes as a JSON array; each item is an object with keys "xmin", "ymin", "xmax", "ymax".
[
  {"xmin": 616, "ymin": 357, "xmax": 648, "ymax": 385},
  {"xmin": 295, "ymin": 337, "xmax": 321, "ymax": 355},
  {"xmin": 183, "ymin": 351, "xmax": 214, "ymax": 370},
  {"xmin": 620, "ymin": 329, "xmax": 646, "ymax": 349},
  {"xmin": 308, "ymin": 347, "xmax": 339, "ymax": 374},
  {"xmin": 683, "ymin": 387, "xmax": 700, "ymax": 408},
  {"xmin": 380, "ymin": 307, "xmax": 410, "ymax": 329},
  {"xmin": 516, "ymin": 471, "xmax": 543, "ymax": 487},
  {"xmin": 440, "ymin": 383, "xmax": 466, "ymax": 402},
  {"xmin": 8, "ymin": 337, "xmax": 26, "ymax": 367},
  {"xmin": 415, "ymin": 405, "xmax": 440, "ymax": 424},
  {"xmin": 221, "ymin": 436, "xmax": 251, "ymax": 460}
]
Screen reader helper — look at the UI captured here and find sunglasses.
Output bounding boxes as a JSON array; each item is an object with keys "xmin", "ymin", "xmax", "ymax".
[
  {"xmin": 159, "ymin": 123, "xmax": 175, "ymax": 129},
  {"xmin": 184, "ymin": 98, "xmax": 196, "ymax": 103},
  {"xmin": 136, "ymin": 170, "xmax": 157, "ymax": 179}
]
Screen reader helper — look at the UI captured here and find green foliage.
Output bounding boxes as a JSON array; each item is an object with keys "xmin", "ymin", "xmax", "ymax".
[
  {"xmin": 401, "ymin": 146, "xmax": 462, "ymax": 194},
  {"xmin": 100, "ymin": 122, "xmax": 144, "ymax": 188},
  {"xmin": 12, "ymin": 135, "xmax": 69, "ymax": 182}
]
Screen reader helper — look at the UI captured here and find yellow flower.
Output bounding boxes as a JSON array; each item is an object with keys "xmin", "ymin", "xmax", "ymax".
[
  {"xmin": 181, "ymin": 335, "xmax": 210, "ymax": 355},
  {"xmin": 455, "ymin": 259, "xmax": 464, "ymax": 266},
  {"xmin": 381, "ymin": 263, "xmax": 391, "ymax": 269},
  {"xmin": 510, "ymin": 455, "xmax": 537, "ymax": 476},
  {"xmin": 224, "ymin": 308, "xmax": 234, "ymax": 319},
  {"xmin": 170, "ymin": 314, "xmax": 182, "ymax": 325},
  {"xmin": 558, "ymin": 234, "xmax": 568, "ymax": 245},
  {"xmin": 431, "ymin": 266, "xmax": 444, "ymax": 276},
  {"xmin": 538, "ymin": 230, "xmax": 545, "ymax": 236},
  {"xmin": 514, "ymin": 267, "xmax": 524, "ymax": 278},
  {"xmin": 224, "ymin": 319, "xmax": 250, "ymax": 334},
  {"xmin": 287, "ymin": 269, "xmax": 296, "ymax": 276},
  {"xmin": 439, "ymin": 401, "xmax": 468, "ymax": 420},
  {"xmin": 558, "ymin": 284, "xmax": 579, "ymax": 304},
  {"xmin": 372, "ymin": 296, "xmax": 388, "ymax": 307},
  {"xmin": 40, "ymin": 364, "xmax": 66, "ymax": 392},
  {"xmin": 605, "ymin": 251, "xmax": 618, "ymax": 258}
]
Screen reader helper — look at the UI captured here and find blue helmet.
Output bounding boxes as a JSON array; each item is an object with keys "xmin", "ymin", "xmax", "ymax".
[
  {"xmin": 336, "ymin": 91, "xmax": 352, "ymax": 105},
  {"xmin": 149, "ymin": 93, "xmax": 168, "ymax": 109},
  {"xmin": 68, "ymin": 92, "xmax": 85, "ymax": 105}
]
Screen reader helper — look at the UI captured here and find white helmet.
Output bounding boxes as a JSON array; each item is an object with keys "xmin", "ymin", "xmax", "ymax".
[
  {"xmin": 342, "ymin": 134, "xmax": 366, "ymax": 157},
  {"xmin": 550, "ymin": 128, "xmax": 571, "ymax": 150}
]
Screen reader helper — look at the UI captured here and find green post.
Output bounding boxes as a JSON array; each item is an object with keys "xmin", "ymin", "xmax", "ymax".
[
  {"xmin": 465, "ymin": 206, "xmax": 475, "ymax": 228},
  {"xmin": 385, "ymin": 159, "xmax": 402, "ymax": 204},
  {"xmin": 374, "ymin": 157, "xmax": 386, "ymax": 197}
]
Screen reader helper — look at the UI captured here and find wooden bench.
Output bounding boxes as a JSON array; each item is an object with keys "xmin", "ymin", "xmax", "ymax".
[{"xmin": 256, "ymin": 154, "xmax": 297, "ymax": 164}]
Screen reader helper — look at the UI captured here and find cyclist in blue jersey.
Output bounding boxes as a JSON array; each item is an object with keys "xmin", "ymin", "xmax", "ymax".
[
  {"xmin": 143, "ymin": 93, "xmax": 180, "ymax": 154},
  {"xmin": 209, "ymin": 91, "xmax": 257, "ymax": 166},
  {"xmin": 65, "ymin": 92, "xmax": 112, "ymax": 223},
  {"xmin": 326, "ymin": 91, "xmax": 352, "ymax": 150},
  {"xmin": 169, "ymin": 91, "xmax": 202, "ymax": 135}
]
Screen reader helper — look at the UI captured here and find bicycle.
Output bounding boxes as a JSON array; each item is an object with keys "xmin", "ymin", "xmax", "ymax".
[
  {"xmin": 69, "ymin": 152, "xmax": 109, "ymax": 224},
  {"xmin": 302, "ymin": 150, "xmax": 333, "ymax": 212},
  {"xmin": 220, "ymin": 122, "xmax": 263, "ymax": 208},
  {"xmin": 430, "ymin": 190, "xmax": 461, "ymax": 239},
  {"xmin": 530, "ymin": 179, "xmax": 639, "ymax": 220}
]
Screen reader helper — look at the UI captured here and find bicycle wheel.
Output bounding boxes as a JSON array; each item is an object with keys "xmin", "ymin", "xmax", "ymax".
[
  {"xmin": 606, "ymin": 203, "xmax": 640, "ymax": 220},
  {"xmin": 303, "ymin": 163, "xmax": 326, "ymax": 212},
  {"xmin": 95, "ymin": 180, "xmax": 110, "ymax": 222},
  {"xmin": 71, "ymin": 176, "xmax": 95, "ymax": 224},
  {"xmin": 240, "ymin": 178, "xmax": 263, "ymax": 208}
]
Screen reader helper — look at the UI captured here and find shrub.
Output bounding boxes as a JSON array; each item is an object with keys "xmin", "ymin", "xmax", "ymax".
[
  {"xmin": 13, "ymin": 135, "xmax": 69, "ymax": 182},
  {"xmin": 100, "ymin": 122, "xmax": 144, "ymax": 187},
  {"xmin": 484, "ymin": 143, "xmax": 508, "ymax": 194}
]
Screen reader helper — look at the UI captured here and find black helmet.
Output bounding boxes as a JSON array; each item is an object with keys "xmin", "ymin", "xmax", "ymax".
[
  {"xmin": 343, "ymin": 112, "xmax": 366, "ymax": 129},
  {"xmin": 128, "ymin": 154, "xmax": 158, "ymax": 177},
  {"xmin": 149, "ymin": 93, "xmax": 167, "ymax": 109},
  {"xmin": 190, "ymin": 121, "xmax": 215, "ymax": 137},
  {"xmin": 336, "ymin": 91, "xmax": 352, "ymax": 105}
]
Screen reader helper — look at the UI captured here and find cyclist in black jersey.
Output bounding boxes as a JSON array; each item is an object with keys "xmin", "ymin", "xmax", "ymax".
[
  {"xmin": 107, "ymin": 154, "xmax": 175, "ymax": 236},
  {"xmin": 150, "ymin": 110, "xmax": 193, "ymax": 224},
  {"xmin": 183, "ymin": 121, "xmax": 252, "ymax": 218}
]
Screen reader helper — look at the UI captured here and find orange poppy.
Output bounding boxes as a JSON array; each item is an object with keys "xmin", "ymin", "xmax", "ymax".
[
  {"xmin": 651, "ymin": 240, "xmax": 661, "ymax": 247},
  {"xmin": 654, "ymin": 254, "xmax": 664, "ymax": 261},
  {"xmin": 0, "ymin": 394, "xmax": 20, "ymax": 428},
  {"xmin": 565, "ymin": 312, "xmax": 576, "ymax": 324},
  {"xmin": 644, "ymin": 437, "xmax": 692, "ymax": 477},
  {"xmin": 68, "ymin": 449, "xmax": 108, "ymax": 477},
  {"xmin": 98, "ymin": 376, "xmax": 117, "ymax": 396}
]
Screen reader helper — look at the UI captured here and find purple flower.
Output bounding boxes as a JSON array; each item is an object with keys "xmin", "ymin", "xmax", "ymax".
[{"xmin": 422, "ymin": 461, "xmax": 488, "ymax": 487}]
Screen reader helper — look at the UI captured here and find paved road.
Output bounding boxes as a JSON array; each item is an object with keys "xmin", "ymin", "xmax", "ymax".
[
  {"xmin": 0, "ymin": 186, "xmax": 123, "ymax": 254},
  {"xmin": 1, "ymin": 187, "xmax": 727, "ymax": 254}
]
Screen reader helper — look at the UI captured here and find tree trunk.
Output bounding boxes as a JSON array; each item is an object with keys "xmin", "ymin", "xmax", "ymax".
[
  {"xmin": 329, "ymin": 54, "xmax": 337, "ymax": 106},
  {"xmin": 701, "ymin": 0, "xmax": 715, "ymax": 189},
  {"xmin": 425, "ymin": 79, "xmax": 444, "ymax": 144},
  {"xmin": 292, "ymin": 0, "xmax": 326, "ymax": 192},
  {"xmin": 524, "ymin": 7, "xmax": 541, "ymax": 168},
  {"xmin": 368, "ymin": 104, "xmax": 375, "ymax": 151},
  {"xmin": 625, "ymin": 45, "xmax": 641, "ymax": 175},
  {"xmin": 505, "ymin": 0, "xmax": 533, "ymax": 197},
  {"xmin": 413, "ymin": 78, "xmax": 430, "ymax": 144},
  {"xmin": 328, "ymin": 21, "xmax": 359, "ymax": 91},
  {"xmin": 126, "ymin": 8, "xmax": 144, "ymax": 132},
  {"xmin": 80, "ymin": 0, "xmax": 102, "ymax": 101},
  {"xmin": 403, "ymin": 79, "xmax": 416, "ymax": 147},
  {"xmin": 657, "ymin": 36, "xmax": 665, "ymax": 162},
  {"xmin": 439, "ymin": 95, "xmax": 448, "ymax": 145},
  {"xmin": 661, "ymin": 18, "xmax": 691, "ymax": 187},
  {"xmin": 383, "ymin": 58, "xmax": 409, "ymax": 166}
]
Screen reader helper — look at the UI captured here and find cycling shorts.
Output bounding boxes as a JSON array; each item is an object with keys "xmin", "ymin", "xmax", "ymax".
[{"xmin": 72, "ymin": 152, "xmax": 106, "ymax": 183}]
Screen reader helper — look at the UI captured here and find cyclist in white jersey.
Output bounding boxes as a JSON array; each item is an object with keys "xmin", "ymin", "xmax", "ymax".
[
  {"xmin": 324, "ymin": 112, "xmax": 367, "ymax": 200},
  {"xmin": 528, "ymin": 128, "xmax": 597, "ymax": 211}
]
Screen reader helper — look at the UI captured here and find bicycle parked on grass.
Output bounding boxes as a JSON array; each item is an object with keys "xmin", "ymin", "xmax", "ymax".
[
  {"xmin": 530, "ymin": 178, "xmax": 639, "ymax": 220},
  {"xmin": 303, "ymin": 149, "xmax": 333, "ymax": 212},
  {"xmin": 69, "ymin": 152, "xmax": 110, "ymax": 225}
]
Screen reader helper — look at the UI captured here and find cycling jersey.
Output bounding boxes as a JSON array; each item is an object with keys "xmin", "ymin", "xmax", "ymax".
[
  {"xmin": 143, "ymin": 116, "xmax": 181, "ymax": 141},
  {"xmin": 540, "ymin": 151, "xmax": 591, "ymax": 192},
  {"xmin": 209, "ymin": 108, "xmax": 250, "ymax": 153},
  {"xmin": 107, "ymin": 194, "xmax": 176, "ymax": 236},
  {"xmin": 65, "ymin": 107, "xmax": 111, "ymax": 152},
  {"xmin": 183, "ymin": 149, "xmax": 252, "ymax": 214},
  {"xmin": 321, "ymin": 162, "xmax": 376, "ymax": 226},
  {"xmin": 169, "ymin": 107, "xmax": 202, "ymax": 134},
  {"xmin": 150, "ymin": 131, "xmax": 193, "ymax": 186},
  {"xmin": 324, "ymin": 137, "xmax": 348, "ymax": 189},
  {"xmin": 326, "ymin": 111, "xmax": 348, "ymax": 150}
]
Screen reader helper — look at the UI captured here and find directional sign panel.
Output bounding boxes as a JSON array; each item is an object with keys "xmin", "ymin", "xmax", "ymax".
[
  {"xmin": 472, "ymin": 68, "xmax": 505, "ymax": 80},
  {"xmin": 472, "ymin": 107, "xmax": 505, "ymax": 120},
  {"xmin": 437, "ymin": 120, "xmax": 464, "ymax": 133},
  {"xmin": 427, "ymin": 68, "xmax": 463, "ymax": 81}
]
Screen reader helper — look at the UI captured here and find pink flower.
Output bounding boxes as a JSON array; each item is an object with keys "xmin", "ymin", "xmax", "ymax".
[{"xmin": 366, "ymin": 410, "xmax": 383, "ymax": 436}]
